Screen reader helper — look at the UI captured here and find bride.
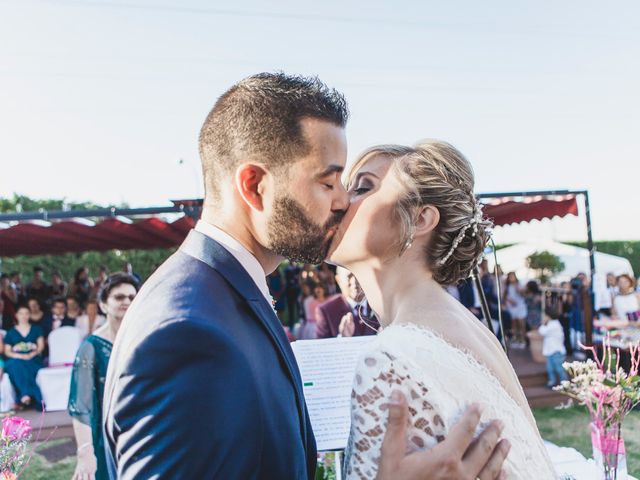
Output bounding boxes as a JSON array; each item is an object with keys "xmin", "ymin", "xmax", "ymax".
[{"xmin": 327, "ymin": 141, "xmax": 556, "ymax": 479}]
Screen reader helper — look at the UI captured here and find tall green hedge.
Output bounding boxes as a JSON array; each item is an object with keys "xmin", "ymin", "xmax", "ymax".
[
  {"xmin": 566, "ymin": 241, "xmax": 640, "ymax": 277},
  {"xmin": 0, "ymin": 249, "xmax": 175, "ymax": 285}
]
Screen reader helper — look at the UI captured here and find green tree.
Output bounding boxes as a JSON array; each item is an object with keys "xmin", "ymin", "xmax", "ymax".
[
  {"xmin": 526, "ymin": 250, "xmax": 565, "ymax": 284},
  {"xmin": 0, "ymin": 193, "xmax": 119, "ymax": 213}
]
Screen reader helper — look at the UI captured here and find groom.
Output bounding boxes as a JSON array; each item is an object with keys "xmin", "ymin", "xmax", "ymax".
[{"xmin": 103, "ymin": 73, "xmax": 510, "ymax": 479}]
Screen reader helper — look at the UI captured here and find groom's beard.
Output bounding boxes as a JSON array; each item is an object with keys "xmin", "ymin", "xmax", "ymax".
[{"xmin": 267, "ymin": 195, "xmax": 344, "ymax": 264}]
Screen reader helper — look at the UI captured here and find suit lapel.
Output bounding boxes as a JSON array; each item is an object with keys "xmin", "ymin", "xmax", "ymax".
[{"xmin": 179, "ymin": 230, "xmax": 309, "ymax": 442}]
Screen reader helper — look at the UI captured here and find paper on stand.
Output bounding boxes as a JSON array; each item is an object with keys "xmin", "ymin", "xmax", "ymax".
[{"xmin": 292, "ymin": 336, "xmax": 375, "ymax": 451}]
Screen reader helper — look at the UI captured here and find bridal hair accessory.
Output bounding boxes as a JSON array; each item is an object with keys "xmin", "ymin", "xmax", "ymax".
[{"xmin": 437, "ymin": 200, "xmax": 488, "ymax": 266}]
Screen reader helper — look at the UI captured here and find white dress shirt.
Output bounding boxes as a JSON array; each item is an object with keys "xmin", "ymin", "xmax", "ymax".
[
  {"xmin": 346, "ymin": 297, "xmax": 368, "ymax": 317},
  {"xmin": 538, "ymin": 319, "xmax": 567, "ymax": 356},
  {"xmin": 195, "ymin": 220, "xmax": 273, "ymax": 306}
]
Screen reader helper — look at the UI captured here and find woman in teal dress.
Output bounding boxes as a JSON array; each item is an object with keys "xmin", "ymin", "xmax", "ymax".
[
  {"xmin": 68, "ymin": 273, "xmax": 138, "ymax": 480},
  {"xmin": 4, "ymin": 304, "xmax": 45, "ymax": 408}
]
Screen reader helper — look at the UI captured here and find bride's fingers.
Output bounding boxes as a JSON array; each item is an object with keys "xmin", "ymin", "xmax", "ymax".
[
  {"xmin": 377, "ymin": 390, "xmax": 408, "ymax": 472},
  {"xmin": 461, "ymin": 419, "xmax": 504, "ymax": 474},
  {"xmin": 476, "ymin": 439, "xmax": 511, "ymax": 480},
  {"xmin": 444, "ymin": 403, "xmax": 483, "ymax": 458}
]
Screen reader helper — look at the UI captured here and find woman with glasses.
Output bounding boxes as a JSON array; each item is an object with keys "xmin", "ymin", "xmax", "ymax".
[{"xmin": 68, "ymin": 273, "xmax": 139, "ymax": 480}]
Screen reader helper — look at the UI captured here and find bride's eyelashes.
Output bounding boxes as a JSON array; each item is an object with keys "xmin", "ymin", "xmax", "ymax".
[
  {"xmin": 353, "ymin": 186, "xmax": 371, "ymax": 195},
  {"xmin": 351, "ymin": 180, "xmax": 373, "ymax": 195}
]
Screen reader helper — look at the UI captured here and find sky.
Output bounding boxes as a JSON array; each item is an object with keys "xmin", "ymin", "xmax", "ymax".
[{"xmin": 1, "ymin": 0, "xmax": 639, "ymax": 244}]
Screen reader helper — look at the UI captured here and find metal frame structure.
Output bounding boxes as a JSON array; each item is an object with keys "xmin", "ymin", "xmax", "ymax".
[
  {"xmin": 1, "ymin": 190, "xmax": 595, "ymax": 343},
  {"xmin": 477, "ymin": 189, "xmax": 594, "ymax": 345}
]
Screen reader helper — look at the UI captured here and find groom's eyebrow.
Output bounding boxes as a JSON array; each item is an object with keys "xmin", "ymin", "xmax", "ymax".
[{"xmin": 314, "ymin": 164, "xmax": 344, "ymax": 179}]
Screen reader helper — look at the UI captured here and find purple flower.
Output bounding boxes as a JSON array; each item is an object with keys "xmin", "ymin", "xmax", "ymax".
[{"xmin": 1, "ymin": 416, "xmax": 32, "ymax": 441}]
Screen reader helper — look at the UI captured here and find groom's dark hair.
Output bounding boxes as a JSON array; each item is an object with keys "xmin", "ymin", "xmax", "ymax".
[{"xmin": 199, "ymin": 72, "xmax": 349, "ymax": 201}]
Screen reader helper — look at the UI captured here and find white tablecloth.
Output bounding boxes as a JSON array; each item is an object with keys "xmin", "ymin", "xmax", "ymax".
[{"xmin": 546, "ymin": 441, "xmax": 637, "ymax": 479}]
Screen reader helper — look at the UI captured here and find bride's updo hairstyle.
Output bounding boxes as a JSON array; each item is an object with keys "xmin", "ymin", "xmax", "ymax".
[{"xmin": 348, "ymin": 141, "xmax": 493, "ymax": 285}]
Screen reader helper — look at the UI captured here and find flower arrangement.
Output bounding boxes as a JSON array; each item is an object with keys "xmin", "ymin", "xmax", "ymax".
[
  {"xmin": 0, "ymin": 416, "xmax": 33, "ymax": 479},
  {"xmin": 554, "ymin": 336, "xmax": 640, "ymax": 479},
  {"xmin": 315, "ymin": 452, "xmax": 338, "ymax": 480}
]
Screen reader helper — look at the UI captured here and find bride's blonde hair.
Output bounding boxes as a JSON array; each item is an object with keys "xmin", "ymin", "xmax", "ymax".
[{"xmin": 347, "ymin": 140, "xmax": 493, "ymax": 285}]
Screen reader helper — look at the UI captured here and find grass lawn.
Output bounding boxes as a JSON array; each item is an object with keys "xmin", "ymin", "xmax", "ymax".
[
  {"xmin": 17, "ymin": 408, "xmax": 640, "ymax": 478},
  {"xmin": 534, "ymin": 407, "xmax": 640, "ymax": 477},
  {"xmin": 20, "ymin": 439, "xmax": 76, "ymax": 480}
]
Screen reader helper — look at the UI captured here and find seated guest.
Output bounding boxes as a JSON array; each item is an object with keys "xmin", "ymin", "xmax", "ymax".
[
  {"xmin": 1, "ymin": 274, "xmax": 18, "ymax": 330},
  {"xmin": 28, "ymin": 297, "xmax": 53, "ymax": 337},
  {"xmin": 26, "ymin": 266, "xmax": 50, "ymax": 306},
  {"xmin": 92, "ymin": 265, "xmax": 110, "ymax": 299},
  {"xmin": 66, "ymin": 295, "xmax": 83, "ymax": 323},
  {"xmin": 76, "ymin": 299, "xmax": 107, "ymax": 338},
  {"xmin": 68, "ymin": 273, "xmax": 139, "ymax": 480},
  {"xmin": 69, "ymin": 267, "xmax": 94, "ymax": 308},
  {"xmin": 51, "ymin": 297, "xmax": 75, "ymax": 331},
  {"xmin": 316, "ymin": 267, "xmax": 379, "ymax": 338},
  {"xmin": 4, "ymin": 304, "xmax": 45, "ymax": 409},
  {"xmin": 10, "ymin": 271, "xmax": 26, "ymax": 304},
  {"xmin": 50, "ymin": 271, "xmax": 68, "ymax": 298}
]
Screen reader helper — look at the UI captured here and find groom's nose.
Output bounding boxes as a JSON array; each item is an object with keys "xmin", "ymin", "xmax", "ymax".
[{"xmin": 331, "ymin": 182, "xmax": 349, "ymax": 213}]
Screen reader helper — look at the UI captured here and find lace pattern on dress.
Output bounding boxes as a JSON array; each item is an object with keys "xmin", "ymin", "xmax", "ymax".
[{"xmin": 343, "ymin": 323, "xmax": 557, "ymax": 480}]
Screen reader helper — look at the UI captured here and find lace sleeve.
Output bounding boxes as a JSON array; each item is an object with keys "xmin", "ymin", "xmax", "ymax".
[
  {"xmin": 68, "ymin": 340, "xmax": 96, "ymax": 425},
  {"xmin": 344, "ymin": 349, "xmax": 447, "ymax": 480}
]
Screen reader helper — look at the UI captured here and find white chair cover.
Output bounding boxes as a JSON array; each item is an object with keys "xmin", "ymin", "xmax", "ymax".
[
  {"xmin": 35, "ymin": 326, "xmax": 83, "ymax": 411},
  {"xmin": 36, "ymin": 366, "xmax": 73, "ymax": 412},
  {"xmin": 0, "ymin": 374, "xmax": 16, "ymax": 412},
  {"xmin": 48, "ymin": 326, "xmax": 83, "ymax": 367}
]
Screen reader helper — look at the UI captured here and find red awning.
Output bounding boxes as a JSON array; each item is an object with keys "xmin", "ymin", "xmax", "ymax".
[
  {"xmin": 0, "ymin": 216, "xmax": 194, "ymax": 257},
  {"xmin": 482, "ymin": 195, "xmax": 578, "ymax": 226},
  {"xmin": 0, "ymin": 194, "xmax": 581, "ymax": 257}
]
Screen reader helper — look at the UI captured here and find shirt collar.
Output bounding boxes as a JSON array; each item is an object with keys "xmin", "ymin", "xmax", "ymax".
[
  {"xmin": 194, "ymin": 220, "xmax": 272, "ymax": 305},
  {"xmin": 346, "ymin": 297, "xmax": 365, "ymax": 310}
]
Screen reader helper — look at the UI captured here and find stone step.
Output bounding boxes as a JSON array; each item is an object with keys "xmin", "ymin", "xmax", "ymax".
[
  {"xmin": 524, "ymin": 386, "xmax": 568, "ymax": 409},
  {"xmin": 519, "ymin": 372, "xmax": 553, "ymax": 388}
]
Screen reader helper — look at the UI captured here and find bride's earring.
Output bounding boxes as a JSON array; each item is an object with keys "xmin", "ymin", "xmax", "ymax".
[
  {"xmin": 405, "ymin": 234, "xmax": 414, "ymax": 250},
  {"xmin": 400, "ymin": 233, "xmax": 414, "ymax": 256}
]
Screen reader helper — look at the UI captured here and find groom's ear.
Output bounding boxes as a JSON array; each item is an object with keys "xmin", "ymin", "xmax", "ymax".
[
  {"xmin": 235, "ymin": 163, "xmax": 270, "ymax": 212},
  {"xmin": 413, "ymin": 205, "xmax": 440, "ymax": 238}
]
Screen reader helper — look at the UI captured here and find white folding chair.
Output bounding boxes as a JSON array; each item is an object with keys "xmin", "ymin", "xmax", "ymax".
[{"xmin": 36, "ymin": 326, "xmax": 83, "ymax": 411}]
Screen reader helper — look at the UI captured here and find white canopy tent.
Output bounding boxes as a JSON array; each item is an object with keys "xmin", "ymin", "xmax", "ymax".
[
  {"xmin": 489, "ymin": 240, "xmax": 634, "ymax": 282},
  {"xmin": 488, "ymin": 241, "xmax": 634, "ymax": 311}
]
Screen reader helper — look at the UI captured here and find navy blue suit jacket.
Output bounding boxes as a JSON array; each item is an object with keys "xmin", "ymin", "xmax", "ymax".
[{"xmin": 103, "ymin": 230, "xmax": 316, "ymax": 479}]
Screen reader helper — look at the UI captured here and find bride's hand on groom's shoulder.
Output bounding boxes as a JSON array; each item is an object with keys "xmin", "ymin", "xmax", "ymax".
[{"xmin": 375, "ymin": 391, "xmax": 511, "ymax": 480}]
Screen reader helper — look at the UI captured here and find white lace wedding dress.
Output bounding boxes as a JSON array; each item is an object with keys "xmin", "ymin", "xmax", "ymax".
[{"xmin": 343, "ymin": 323, "xmax": 557, "ymax": 479}]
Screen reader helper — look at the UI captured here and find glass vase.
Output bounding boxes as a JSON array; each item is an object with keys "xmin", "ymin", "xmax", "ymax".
[{"xmin": 591, "ymin": 421, "xmax": 627, "ymax": 480}]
